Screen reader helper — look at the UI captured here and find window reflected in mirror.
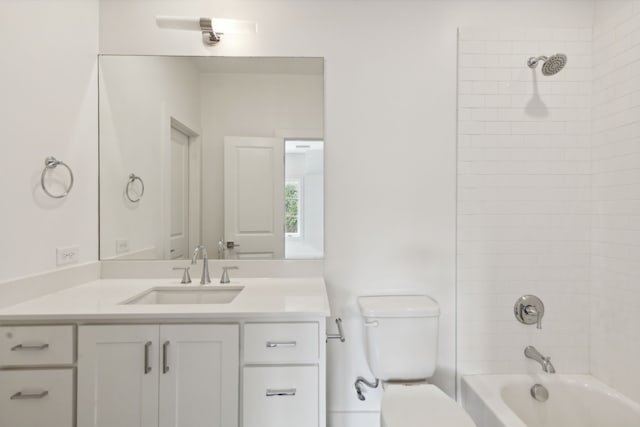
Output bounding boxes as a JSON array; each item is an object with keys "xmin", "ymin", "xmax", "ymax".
[{"xmin": 285, "ymin": 139, "xmax": 324, "ymax": 259}]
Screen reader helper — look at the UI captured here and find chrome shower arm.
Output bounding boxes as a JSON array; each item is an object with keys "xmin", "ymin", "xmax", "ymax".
[{"xmin": 527, "ymin": 56, "xmax": 548, "ymax": 68}]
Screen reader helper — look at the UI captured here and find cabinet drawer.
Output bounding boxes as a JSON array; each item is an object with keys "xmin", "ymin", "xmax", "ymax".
[
  {"xmin": 0, "ymin": 369, "xmax": 73, "ymax": 427},
  {"xmin": 243, "ymin": 366, "xmax": 318, "ymax": 427},
  {"xmin": 0, "ymin": 326, "xmax": 74, "ymax": 366},
  {"xmin": 244, "ymin": 323, "xmax": 318, "ymax": 363}
]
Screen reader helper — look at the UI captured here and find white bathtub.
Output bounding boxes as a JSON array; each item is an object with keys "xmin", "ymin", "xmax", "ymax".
[{"xmin": 461, "ymin": 374, "xmax": 640, "ymax": 427}]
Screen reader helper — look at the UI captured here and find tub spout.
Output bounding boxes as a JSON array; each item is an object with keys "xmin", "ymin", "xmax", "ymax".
[{"xmin": 525, "ymin": 346, "xmax": 556, "ymax": 373}]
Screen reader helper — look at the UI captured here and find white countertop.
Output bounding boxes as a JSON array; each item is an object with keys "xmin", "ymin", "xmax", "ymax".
[{"xmin": 0, "ymin": 277, "xmax": 330, "ymax": 322}]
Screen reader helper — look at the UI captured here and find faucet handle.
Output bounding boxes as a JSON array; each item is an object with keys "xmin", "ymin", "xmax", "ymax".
[
  {"xmin": 220, "ymin": 266, "xmax": 238, "ymax": 284},
  {"xmin": 524, "ymin": 305, "xmax": 543, "ymax": 329},
  {"xmin": 173, "ymin": 266, "xmax": 192, "ymax": 284},
  {"xmin": 514, "ymin": 295, "xmax": 545, "ymax": 329}
]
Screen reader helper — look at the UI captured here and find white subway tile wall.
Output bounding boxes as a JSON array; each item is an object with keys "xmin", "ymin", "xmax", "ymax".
[
  {"xmin": 591, "ymin": 1, "xmax": 640, "ymax": 404},
  {"xmin": 457, "ymin": 28, "xmax": 592, "ymax": 375}
]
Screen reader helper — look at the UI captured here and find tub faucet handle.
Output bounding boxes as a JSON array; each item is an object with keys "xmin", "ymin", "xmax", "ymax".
[
  {"xmin": 524, "ymin": 305, "xmax": 542, "ymax": 329},
  {"xmin": 514, "ymin": 295, "xmax": 545, "ymax": 330}
]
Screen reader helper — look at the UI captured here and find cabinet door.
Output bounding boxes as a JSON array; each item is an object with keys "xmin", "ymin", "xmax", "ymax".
[
  {"xmin": 159, "ymin": 324, "xmax": 239, "ymax": 427},
  {"xmin": 77, "ymin": 325, "xmax": 159, "ymax": 427}
]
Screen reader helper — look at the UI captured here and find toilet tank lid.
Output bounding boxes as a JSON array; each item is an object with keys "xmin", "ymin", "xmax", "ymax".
[{"xmin": 358, "ymin": 295, "xmax": 440, "ymax": 318}]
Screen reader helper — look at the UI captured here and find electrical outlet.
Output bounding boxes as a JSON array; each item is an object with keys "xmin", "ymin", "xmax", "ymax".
[
  {"xmin": 116, "ymin": 239, "xmax": 130, "ymax": 254},
  {"xmin": 56, "ymin": 246, "xmax": 80, "ymax": 266}
]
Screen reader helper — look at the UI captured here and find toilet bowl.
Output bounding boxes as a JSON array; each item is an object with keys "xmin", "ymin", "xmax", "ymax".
[
  {"xmin": 381, "ymin": 383, "xmax": 476, "ymax": 427},
  {"xmin": 358, "ymin": 295, "xmax": 476, "ymax": 427}
]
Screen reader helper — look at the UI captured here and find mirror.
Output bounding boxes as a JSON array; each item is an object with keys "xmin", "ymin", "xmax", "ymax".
[{"xmin": 99, "ymin": 56, "xmax": 324, "ymax": 260}]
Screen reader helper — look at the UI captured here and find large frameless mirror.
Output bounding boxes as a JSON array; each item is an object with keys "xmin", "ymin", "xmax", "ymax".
[{"xmin": 99, "ymin": 56, "xmax": 324, "ymax": 260}]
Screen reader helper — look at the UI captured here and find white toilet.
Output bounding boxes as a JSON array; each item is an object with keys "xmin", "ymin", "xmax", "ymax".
[{"xmin": 358, "ymin": 295, "xmax": 476, "ymax": 427}]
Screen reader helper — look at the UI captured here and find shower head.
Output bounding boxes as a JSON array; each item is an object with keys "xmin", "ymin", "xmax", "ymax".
[{"xmin": 527, "ymin": 54, "xmax": 567, "ymax": 76}]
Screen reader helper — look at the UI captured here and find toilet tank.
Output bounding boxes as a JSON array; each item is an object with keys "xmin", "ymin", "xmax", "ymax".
[{"xmin": 358, "ymin": 295, "xmax": 440, "ymax": 381}]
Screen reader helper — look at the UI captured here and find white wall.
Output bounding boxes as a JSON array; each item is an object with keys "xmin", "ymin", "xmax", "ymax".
[
  {"xmin": 99, "ymin": 56, "xmax": 202, "ymax": 259},
  {"xmin": 199, "ymin": 72, "xmax": 323, "ymax": 253},
  {"xmin": 457, "ymin": 27, "xmax": 593, "ymax": 377},
  {"xmin": 591, "ymin": 0, "xmax": 640, "ymax": 404},
  {"xmin": 99, "ymin": 1, "xmax": 594, "ymax": 424},
  {"xmin": 0, "ymin": 0, "xmax": 99, "ymax": 281}
]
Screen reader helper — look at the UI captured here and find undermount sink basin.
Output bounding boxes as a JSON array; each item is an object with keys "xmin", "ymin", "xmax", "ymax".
[{"xmin": 122, "ymin": 286, "xmax": 244, "ymax": 305}]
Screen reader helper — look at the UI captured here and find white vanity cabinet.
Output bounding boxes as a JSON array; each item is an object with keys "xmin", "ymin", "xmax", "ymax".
[
  {"xmin": 0, "ymin": 277, "xmax": 330, "ymax": 427},
  {"xmin": 77, "ymin": 324, "xmax": 239, "ymax": 427}
]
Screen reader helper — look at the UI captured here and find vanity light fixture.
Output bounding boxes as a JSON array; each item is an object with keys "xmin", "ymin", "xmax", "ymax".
[{"xmin": 156, "ymin": 16, "xmax": 257, "ymax": 46}]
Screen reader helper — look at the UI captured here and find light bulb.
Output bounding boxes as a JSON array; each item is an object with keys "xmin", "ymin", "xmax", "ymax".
[{"xmin": 156, "ymin": 16, "xmax": 257, "ymax": 35}]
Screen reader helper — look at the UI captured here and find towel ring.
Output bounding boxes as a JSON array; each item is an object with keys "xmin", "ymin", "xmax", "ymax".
[
  {"xmin": 40, "ymin": 156, "xmax": 74, "ymax": 199},
  {"xmin": 126, "ymin": 173, "xmax": 145, "ymax": 203}
]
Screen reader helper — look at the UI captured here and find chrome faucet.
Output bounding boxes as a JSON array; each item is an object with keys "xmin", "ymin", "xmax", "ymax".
[
  {"xmin": 191, "ymin": 245, "xmax": 211, "ymax": 285},
  {"xmin": 525, "ymin": 346, "xmax": 556, "ymax": 373}
]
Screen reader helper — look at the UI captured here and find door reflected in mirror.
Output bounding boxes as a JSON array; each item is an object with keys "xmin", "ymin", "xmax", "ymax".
[{"xmin": 99, "ymin": 56, "xmax": 324, "ymax": 260}]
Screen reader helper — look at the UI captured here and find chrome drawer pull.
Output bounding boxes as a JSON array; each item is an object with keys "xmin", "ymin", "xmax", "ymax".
[
  {"xmin": 11, "ymin": 343, "xmax": 49, "ymax": 351},
  {"xmin": 10, "ymin": 391, "xmax": 49, "ymax": 400},
  {"xmin": 266, "ymin": 341, "xmax": 296, "ymax": 348},
  {"xmin": 162, "ymin": 341, "xmax": 170, "ymax": 374},
  {"xmin": 144, "ymin": 341, "xmax": 152, "ymax": 374},
  {"xmin": 266, "ymin": 388, "xmax": 296, "ymax": 397}
]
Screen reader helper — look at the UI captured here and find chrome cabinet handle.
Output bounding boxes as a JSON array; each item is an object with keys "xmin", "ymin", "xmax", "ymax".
[
  {"xmin": 144, "ymin": 341, "xmax": 152, "ymax": 374},
  {"xmin": 11, "ymin": 343, "xmax": 49, "ymax": 351},
  {"xmin": 266, "ymin": 341, "xmax": 297, "ymax": 348},
  {"xmin": 266, "ymin": 388, "xmax": 296, "ymax": 397},
  {"xmin": 10, "ymin": 391, "xmax": 49, "ymax": 400},
  {"xmin": 162, "ymin": 341, "xmax": 170, "ymax": 374}
]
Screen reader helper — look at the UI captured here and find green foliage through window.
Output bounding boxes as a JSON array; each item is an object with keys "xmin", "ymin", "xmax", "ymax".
[{"xmin": 285, "ymin": 182, "xmax": 300, "ymax": 235}]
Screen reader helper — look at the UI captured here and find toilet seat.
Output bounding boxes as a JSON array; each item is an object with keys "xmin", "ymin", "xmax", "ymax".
[{"xmin": 381, "ymin": 383, "xmax": 476, "ymax": 427}]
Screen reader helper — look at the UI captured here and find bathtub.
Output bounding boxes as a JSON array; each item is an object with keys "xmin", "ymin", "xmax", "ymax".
[{"xmin": 461, "ymin": 374, "xmax": 640, "ymax": 427}]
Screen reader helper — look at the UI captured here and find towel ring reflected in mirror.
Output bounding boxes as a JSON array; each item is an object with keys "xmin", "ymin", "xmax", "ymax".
[
  {"xmin": 40, "ymin": 156, "xmax": 74, "ymax": 199},
  {"xmin": 126, "ymin": 173, "xmax": 145, "ymax": 203}
]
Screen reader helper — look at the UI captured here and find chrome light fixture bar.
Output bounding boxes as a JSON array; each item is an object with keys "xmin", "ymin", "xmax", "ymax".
[{"xmin": 156, "ymin": 16, "xmax": 257, "ymax": 46}]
